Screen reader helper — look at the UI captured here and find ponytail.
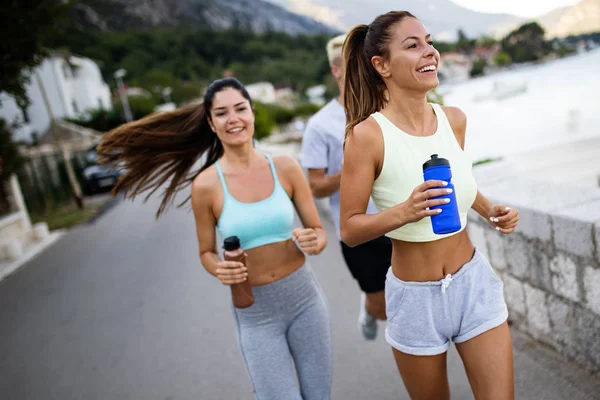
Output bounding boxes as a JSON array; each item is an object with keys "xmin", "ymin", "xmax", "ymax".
[
  {"xmin": 342, "ymin": 11, "xmax": 417, "ymax": 139},
  {"xmin": 342, "ymin": 25, "xmax": 387, "ymax": 139}
]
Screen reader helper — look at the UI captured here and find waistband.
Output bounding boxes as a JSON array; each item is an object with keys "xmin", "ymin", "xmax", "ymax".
[
  {"xmin": 386, "ymin": 247, "xmax": 484, "ymax": 287},
  {"xmin": 251, "ymin": 263, "xmax": 314, "ymax": 294}
]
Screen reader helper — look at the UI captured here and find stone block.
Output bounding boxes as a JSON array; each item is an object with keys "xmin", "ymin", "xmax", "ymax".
[
  {"xmin": 514, "ymin": 206, "xmax": 552, "ymax": 241},
  {"xmin": 549, "ymin": 252, "xmax": 580, "ymax": 302},
  {"xmin": 2, "ymin": 239, "xmax": 23, "ymax": 261},
  {"xmin": 485, "ymin": 228, "xmax": 508, "ymax": 271},
  {"xmin": 583, "ymin": 266, "xmax": 600, "ymax": 316},
  {"xmin": 504, "ymin": 274, "xmax": 526, "ymax": 315},
  {"xmin": 32, "ymin": 222, "xmax": 50, "ymax": 241},
  {"xmin": 477, "ymin": 177, "xmax": 600, "ymax": 214},
  {"xmin": 506, "ymin": 235, "xmax": 532, "ymax": 281},
  {"xmin": 595, "ymin": 222, "xmax": 600, "ymax": 265},
  {"xmin": 575, "ymin": 308, "xmax": 600, "ymax": 369},
  {"xmin": 532, "ymin": 249, "xmax": 554, "ymax": 292},
  {"xmin": 551, "ymin": 200, "xmax": 600, "ymax": 259},
  {"xmin": 547, "ymin": 295, "xmax": 576, "ymax": 351},
  {"xmin": 524, "ymin": 283, "xmax": 551, "ymax": 339}
]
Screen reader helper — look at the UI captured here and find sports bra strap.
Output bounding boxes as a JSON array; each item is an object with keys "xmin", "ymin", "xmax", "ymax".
[
  {"xmin": 215, "ymin": 161, "xmax": 230, "ymax": 195},
  {"xmin": 264, "ymin": 153, "xmax": 282, "ymax": 188}
]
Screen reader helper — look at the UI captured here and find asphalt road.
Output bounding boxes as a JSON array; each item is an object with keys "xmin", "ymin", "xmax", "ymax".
[{"xmin": 1, "ymin": 195, "xmax": 599, "ymax": 399}]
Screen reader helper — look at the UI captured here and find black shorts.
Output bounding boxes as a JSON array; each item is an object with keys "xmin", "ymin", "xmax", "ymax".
[{"xmin": 340, "ymin": 235, "xmax": 392, "ymax": 293}]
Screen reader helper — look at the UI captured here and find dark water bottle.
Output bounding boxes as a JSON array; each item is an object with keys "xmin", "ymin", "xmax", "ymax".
[
  {"xmin": 223, "ymin": 236, "xmax": 254, "ymax": 309},
  {"xmin": 422, "ymin": 154, "xmax": 461, "ymax": 235}
]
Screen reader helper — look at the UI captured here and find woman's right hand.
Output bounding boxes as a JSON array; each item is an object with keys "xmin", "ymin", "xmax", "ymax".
[
  {"xmin": 215, "ymin": 260, "xmax": 248, "ymax": 285},
  {"xmin": 400, "ymin": 180, "xmax": 453, "ymax": 224}
]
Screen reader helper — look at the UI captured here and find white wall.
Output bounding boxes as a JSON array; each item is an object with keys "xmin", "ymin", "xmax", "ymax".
[
  {"xmin": 0, "ymin": 55, "xmax": 112, "ymax": 143},
  {"xmin": 246, "ymin": 82, "xmax": 276, "ymax": 104}
]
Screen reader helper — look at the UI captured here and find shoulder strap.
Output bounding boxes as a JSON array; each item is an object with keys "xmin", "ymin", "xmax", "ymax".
[
  {"xmin": 215, "ymin": 160, "xmax": 230, "ymax": 195},
  {"xmin": 264, "ymin": 153, "xmax": 282, "ymax": 188},
  {"xmin": 431, "ymin": 103, "xmax": 455, "ymax": 137}
]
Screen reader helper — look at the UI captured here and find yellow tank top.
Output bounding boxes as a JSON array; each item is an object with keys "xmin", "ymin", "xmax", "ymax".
[{"xmin": 371, "ymin": 103, "xmax": 478, "ymax": 242}]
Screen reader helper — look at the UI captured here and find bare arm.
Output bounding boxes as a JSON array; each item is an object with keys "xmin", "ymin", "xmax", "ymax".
[
  {"xmin": 339, "ymin": 119, "xmax": 450, "ymax": 247},
  {"xmin": 300, "ymin": 120, "xmax": 339, "ymax": 198},
  {"xmin": 444, "ymin": 105, "xmax": 520, "ymax": 234},
  {"xmin": 191, "ymin": 175, "xmax": 247, "ymax": 284},
  {"xmin": 277, "ymin": 156, "xmax": 327, "ymax": 254},
  {"xmin": 307, "ymin": 168, "xmax": 341, "ymax": 198}
]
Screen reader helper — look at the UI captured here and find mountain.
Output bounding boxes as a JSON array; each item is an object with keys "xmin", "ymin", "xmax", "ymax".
[
  {"xmin": 68, "ymin": 0, "xmax": 338, "ymax": 35},
  {"xmin": 491, "ymin": 0, "xmax": 600, "ymax": 39},
  {"xmin": 264, "ymin": 0, "xmax": 520, "ymax": 40},
  {"xmin": 538, "ymin": 0, "xmax": 600, "ymax": 38}
]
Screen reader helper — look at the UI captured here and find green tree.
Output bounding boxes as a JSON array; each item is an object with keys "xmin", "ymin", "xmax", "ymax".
[
  {"xmin": 0, "ymin": 119, "xmax": 24, "ymax": 182},
  {"xmin": 456, "ymin": 29, "xmax": 475, "ymax": 54},
  {"xmin": 68, "ymin": 96, "xmax": 158, "ymax": 133},
  {"xmin": 1, "ymin": 0, "xmax": 71, "ymax": 108},
  {"xmin": 470, "ymin": 58, "xmax": 488, "ymax": 77},
  {"xmin": 434, "ymin": 41, "xmax": 456, "ymax": 54},
  {"xmin": 126, "ymin": 96, "xmax": 158, "ymax": 120},
  {"xmin": 67, "ymin": 108, "xmax": 122, "ymax": 133},
  {"xmin": 501, "ymin": 22, "xmax": 549, "ymax": 63},
  {"xmin": 477, "ymin": 36, "xmax": 498, "ymax": 47},
  {"xmin": 48, "ymin": 25, "xmax": 331, "ymax": 102},
  {"xmin": 253, "ymin": 103, "xmax": 275, "ymax": 141},
  {"xmin": 494, "ymin": 51, "xmax": 512, "ymax": 66}
]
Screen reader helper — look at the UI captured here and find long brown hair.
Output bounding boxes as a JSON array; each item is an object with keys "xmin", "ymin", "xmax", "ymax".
[
  {"xmin": 97, "ymin": 77, "xmax": 253, "ymax": 218},
  {"xmin": 342, "ymin": 11, "xmax": 416, "ymax": 138}
]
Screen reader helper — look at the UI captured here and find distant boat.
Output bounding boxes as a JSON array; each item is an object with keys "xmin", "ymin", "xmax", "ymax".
[{"xmin": 473, "ymin": 80, "xmax": 528, "ymax": 102}]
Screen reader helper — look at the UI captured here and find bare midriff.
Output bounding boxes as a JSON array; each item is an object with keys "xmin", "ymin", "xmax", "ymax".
[
  {"xmin": 244, "ymin": 239, "xmax": 306, "ymax": 286},
  {"xmin": 390, "ymin": 229, "xmax": 476, "ymax": 282}
]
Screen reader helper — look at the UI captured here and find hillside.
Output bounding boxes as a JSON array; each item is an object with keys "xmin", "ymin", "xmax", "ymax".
[{"xmin": 68, "ymin": 0, "xmax": 337, "ymax": 35}]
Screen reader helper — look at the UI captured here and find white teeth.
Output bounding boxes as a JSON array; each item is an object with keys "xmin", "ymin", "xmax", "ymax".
[
  {"xmin": 419, "ymin": 65, "xmax": 436, "ymax": 72},
  {"xmin": 228, "ymin": 128, "xmax": 243, "ymax": 133}
]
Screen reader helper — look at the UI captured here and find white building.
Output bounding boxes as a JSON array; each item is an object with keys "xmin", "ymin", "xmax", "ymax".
[
  {"xmin": 305, "ymin": 84, "xmax": 327, "ymax": 106},
  {"xmin": 246, "ymin": 82, "xmax": 277, "ymax": 104},
  {"xmin": 439, "ymin": 52, "xmax": 472, "ymax": 83},
  {"xmin": 0, "ymin": 52, "xmax": 112, "ymax": 143}
]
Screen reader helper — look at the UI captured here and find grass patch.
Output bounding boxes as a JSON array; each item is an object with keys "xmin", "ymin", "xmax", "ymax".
[
  {"xmin": 30, "ymin": 200, "xmax": 108, "ymax": 231},
  {"xmin": 473, "ymin": 157, "xmax": 503, "ymax": 167}
]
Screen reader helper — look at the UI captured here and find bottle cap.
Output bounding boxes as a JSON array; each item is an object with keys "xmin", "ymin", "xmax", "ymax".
[
  {"xmin": 423, "ymin": 154, "xmax": 450, "ymax": 171},
  {"xmin": 223, "ymin": 236, "xmax": 241, "ymax": 251}
]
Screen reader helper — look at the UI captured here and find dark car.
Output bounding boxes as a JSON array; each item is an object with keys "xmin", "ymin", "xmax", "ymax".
[{"xmin": 82, "ymin": 145, "xmax": 124, "ymax": 195}]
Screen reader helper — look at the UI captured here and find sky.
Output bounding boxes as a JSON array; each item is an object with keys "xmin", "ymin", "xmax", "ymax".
[{"xmin": 451, "ymin": 0, "xmax": 580, "ymax": 17}]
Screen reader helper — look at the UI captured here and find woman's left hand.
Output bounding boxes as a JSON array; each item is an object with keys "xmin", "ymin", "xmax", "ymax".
[
  {"xmin": 292, "ymin": 228, "xmax": 319, "ymax": 255},
  {"xmin": 487, "ymin": 205, "xmax": 519, "ymax": 234}
]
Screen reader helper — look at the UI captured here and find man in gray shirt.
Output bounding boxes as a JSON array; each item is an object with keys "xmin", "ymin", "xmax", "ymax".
[{"xmin": 300, "ymin": 34, "xmax": 392, "ymax": 340}]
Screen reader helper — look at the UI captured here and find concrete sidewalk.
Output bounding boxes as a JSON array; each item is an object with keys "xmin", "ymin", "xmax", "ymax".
[
  {"xmin": 473, "ymin": 135, "xmax": 600, "ymax": 189},
  {"xmin": 0, "ymin": 193, "xmax": 120, "ymax": 283}
]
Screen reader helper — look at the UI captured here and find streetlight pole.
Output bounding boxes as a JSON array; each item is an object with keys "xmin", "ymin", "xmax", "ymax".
[
  {"xmin": 114, "ymin": 69, "xmax": 133, "ymax": 122},
  {"xmin": 34, "ymin": 70, "xmax": 84, "ymax": 209}
]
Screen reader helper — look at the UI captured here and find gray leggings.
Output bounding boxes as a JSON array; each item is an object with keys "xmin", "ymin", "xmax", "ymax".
[{"xmin": 232, "ymin": 264, "xmax": 332, "ymax": 400}]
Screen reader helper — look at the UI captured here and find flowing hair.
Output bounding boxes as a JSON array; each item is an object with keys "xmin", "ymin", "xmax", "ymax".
[
  {"xmin": 97, "ymin": 77, "xmax": 253, "ymax": 218},
  {"xmin": 342, "ymin": 11, "xmax": 416, "ymax": 139}
]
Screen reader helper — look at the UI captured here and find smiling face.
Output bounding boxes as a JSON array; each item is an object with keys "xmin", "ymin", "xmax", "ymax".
[
  {"xmin": 208, "ymin": 87, "xmax": 255, "ymax": 147},
  {"xmin": 371, "ymin": 17, "xmax": 440, "ymax": 92}
]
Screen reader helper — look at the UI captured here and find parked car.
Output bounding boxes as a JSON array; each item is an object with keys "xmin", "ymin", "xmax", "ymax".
[{"xmin": 82, "ymin": 145, "xmax": 124, "ymax": 195}]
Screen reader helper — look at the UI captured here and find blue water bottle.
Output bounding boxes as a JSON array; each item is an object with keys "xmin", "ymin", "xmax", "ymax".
[{"xmin": 422, "ymin": 154, "xmax": 461, "ymax": 235}]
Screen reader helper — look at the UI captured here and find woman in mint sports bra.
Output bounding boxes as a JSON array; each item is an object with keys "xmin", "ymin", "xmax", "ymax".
[
  {"xmin": 98, "ymin": 78, "xmax": 332, "ymax": 400},
  {"xmin": 339, "ymin": 12, "xmax": 520, "ymax": 400}
]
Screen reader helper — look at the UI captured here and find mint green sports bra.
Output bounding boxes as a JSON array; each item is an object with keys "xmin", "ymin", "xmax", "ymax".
[{"xmin": 215, "ymin": 154, "xmax": 295, "ymax": 250}]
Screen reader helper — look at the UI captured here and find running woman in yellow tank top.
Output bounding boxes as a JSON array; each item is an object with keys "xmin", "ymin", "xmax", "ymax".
[{"xmin": 339, "ymin": 11, "xmax": 520, "ymax": 400}]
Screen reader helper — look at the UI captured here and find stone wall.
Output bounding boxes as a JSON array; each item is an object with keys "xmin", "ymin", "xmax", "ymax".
[
  {"xmin": 0, "ymin": 175, "xmax": 33, "ymax": 261},
  {"xmin": 469, "ymin": 164, "xmax": 600, "ymax": 372}
]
